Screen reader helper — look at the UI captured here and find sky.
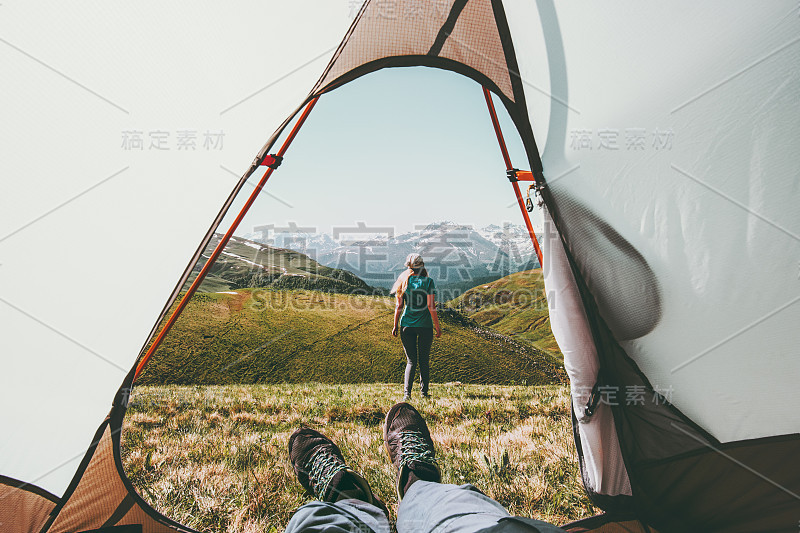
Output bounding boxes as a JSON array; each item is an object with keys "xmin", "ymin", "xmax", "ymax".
[{"xmin": 227, "ymin": 66, "xmax": 544, "ymax": 238}]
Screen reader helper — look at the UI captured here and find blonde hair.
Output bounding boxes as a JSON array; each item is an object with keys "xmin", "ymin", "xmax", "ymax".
[{"xmin": 390, "ymin": 253, "xmax": 428, "ymax": 300}]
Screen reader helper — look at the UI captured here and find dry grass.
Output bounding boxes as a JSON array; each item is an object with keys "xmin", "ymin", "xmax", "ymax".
[{"xmin": 121, "ymin": 383, "xmax": 594, "ymax": 532}]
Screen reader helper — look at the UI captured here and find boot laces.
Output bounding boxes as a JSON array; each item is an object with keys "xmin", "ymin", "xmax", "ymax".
[
  {"xmin": 399, "ymin": 431, "xmax": 437, "ymax": 469},
  {"xmin": 305, "ymin": 447, "xmax": 346, "ymax": 497}
]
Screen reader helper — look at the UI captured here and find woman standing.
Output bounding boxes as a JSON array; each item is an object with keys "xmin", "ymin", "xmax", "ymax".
[{"xmin": 391, "ymin": 253, "xmax": 442, "ymax": 400}]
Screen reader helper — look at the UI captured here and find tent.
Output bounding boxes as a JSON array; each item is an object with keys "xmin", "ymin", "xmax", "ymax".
[{"xmin": 2, "ymin": 1, "xmax": 798, "ymax": 531}]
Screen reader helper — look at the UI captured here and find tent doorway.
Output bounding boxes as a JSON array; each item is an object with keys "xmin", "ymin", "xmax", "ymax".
[{"xmin": 120, "ymin": 67, "xmax": 575, "ymax": 530}]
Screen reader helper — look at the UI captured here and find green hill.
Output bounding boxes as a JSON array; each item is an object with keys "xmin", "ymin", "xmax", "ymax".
[
  {"xmin": 187, "ymin": 234, "xmax": 385, "ymax": 295},
  {"xmin": 137, "ymin": 288, "xmax": 565, "ymax": 386},
  {"xmin": 448, "ymin": 269, "xmax": 562, "ymax": 359}
]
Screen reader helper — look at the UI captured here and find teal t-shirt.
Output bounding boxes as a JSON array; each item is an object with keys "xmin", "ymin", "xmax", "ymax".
[{"xmin": 400, "ymin": 275, "xmax": 436, "ymax": 328}]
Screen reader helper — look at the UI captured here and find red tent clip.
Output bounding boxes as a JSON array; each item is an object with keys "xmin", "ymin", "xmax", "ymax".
[
  {"xmin": 261, "ymin": 154, "xmax": 283, "ymax": 169},
  {"xmin": 483, "ymin": 87, "xmax": 543, "ymax": 267}
]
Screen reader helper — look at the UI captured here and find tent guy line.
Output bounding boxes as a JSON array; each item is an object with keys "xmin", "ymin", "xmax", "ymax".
[
  {"xmin": 671, "ymin": 34, "xmax": 800, "ymax": 114},
  {"xmin": 0, "ymin": 295, "xmax": 127, "ymax": 374},
  {"xmin": 670, "ymin": 293, "xmax": 800, "ymax": 373},
  {"xmin": 671, "ymin": 163, "xmax": 800, "ymax": 244},
  {"xmin": 0, "ymin": 36, "xmax": 129, "ymax": 114},
  {"xmin": 670, "ymin": 422, "xmax": 800, "ymax": 501},
  {"xmin": 0, "ymin": 167, "xmax": 130, "ymax": 244},
  {"xmin": 219, "ymin": 46, "xmax": 338, "ymax": 115}
]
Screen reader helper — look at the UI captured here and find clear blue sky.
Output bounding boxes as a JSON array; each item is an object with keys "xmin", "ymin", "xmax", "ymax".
[{"xmin": 232, "ymin": 66, "xmax": 543, "ymax": 237}]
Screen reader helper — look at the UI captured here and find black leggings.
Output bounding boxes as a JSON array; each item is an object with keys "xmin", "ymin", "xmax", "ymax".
[{"xmin": 400, "ymin": 326, "xmax": 434, "ymax": 395}]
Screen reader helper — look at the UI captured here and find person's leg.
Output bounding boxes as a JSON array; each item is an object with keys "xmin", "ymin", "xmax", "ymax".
[
  {"xmin": 417, "ymin": 328, "xmax": 434, "ymax": 396},
  {"xmin": 286, "ymin": 427, "xmax": 389, "ymax": 533},
  {"xmin": 383, "ymin": 402, "xmax": 442, "ymax": 500},
  {"xmin": 398, "ymin": 481, "xmax": 566, "ymax": 532},
  {"xmin": 400, "ymin": 327, "xmax": 419, "ymax": 398},
  {"xmin": 384, "ymin": 402, "xmax": 566, "ymax": 533},
  {"xmin": 397, "ymin": 481, "xmax": 506, "ymax": 532},
  {"xmin": 285, "ymin": 499, "xmax": 388, "ymax": 533}
]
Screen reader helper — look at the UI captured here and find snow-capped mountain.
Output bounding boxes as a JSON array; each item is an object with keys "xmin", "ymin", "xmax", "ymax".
[
  {"xmin": 477, "ymin": 223, "xmax": 537, "ymax": 260},
  {"xmin": 244, "ymin": 221, "xmax": 540, "ymax": 298}
]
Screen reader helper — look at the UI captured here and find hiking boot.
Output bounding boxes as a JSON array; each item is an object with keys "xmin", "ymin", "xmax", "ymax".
[
  {"xmin": 289, "ymin": 427, "xmax": 386, "ymax": 512},
  {"xmin": 383, "ymin": 402, "xmax": 441, "ymax": 500}
]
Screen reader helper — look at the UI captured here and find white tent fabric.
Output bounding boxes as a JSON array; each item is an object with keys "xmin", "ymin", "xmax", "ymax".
[
  {"xmin": 539, "ymin": 1, "xmax": 800, "ymax": 444},
  {"xmin": 0, "ymin": 1, "xmax": 353, "ymax": 496},
  {"xmin": 2, "ymin": 0, "xmax": 798, "ymax": 516}
]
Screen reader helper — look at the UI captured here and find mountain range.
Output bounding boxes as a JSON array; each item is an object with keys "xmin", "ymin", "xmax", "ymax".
[{"xmin": 243, "ymin": 221, "xmax": 540, "ymax": 299}]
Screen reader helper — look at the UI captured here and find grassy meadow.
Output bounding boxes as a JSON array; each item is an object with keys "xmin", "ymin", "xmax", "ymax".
[
  {"xmin": 136, "ymin": 286, "xmax": 565, "ymax": 386},
  {"xmin": 121, "ymin": 383, "xmax": 594, "ymax": 532},
  {"xmin": 124, "ymin": 265, "xmax": 586, "ymax": 531}
]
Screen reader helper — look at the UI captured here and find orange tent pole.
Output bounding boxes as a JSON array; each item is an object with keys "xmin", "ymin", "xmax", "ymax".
[
  {"xmin": 482, "ymin": 87, "xmax": 544, "ymax": 268},
  {"xmin": 133, "ymin": 96, "xmax": 320, "ymax": 381}
]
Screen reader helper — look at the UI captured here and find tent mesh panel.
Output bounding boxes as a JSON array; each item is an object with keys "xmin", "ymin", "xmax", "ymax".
[
  {"xmin": 314, "ymin": 0, "xmax": 515, "ymax": 102},
  {"xmin": 46, "ymin": 421, "xmax": 190, "ymax": 533},
  {"xmin": 0, "ymin": 477, "xmax": 57, "ymax": 533}
]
